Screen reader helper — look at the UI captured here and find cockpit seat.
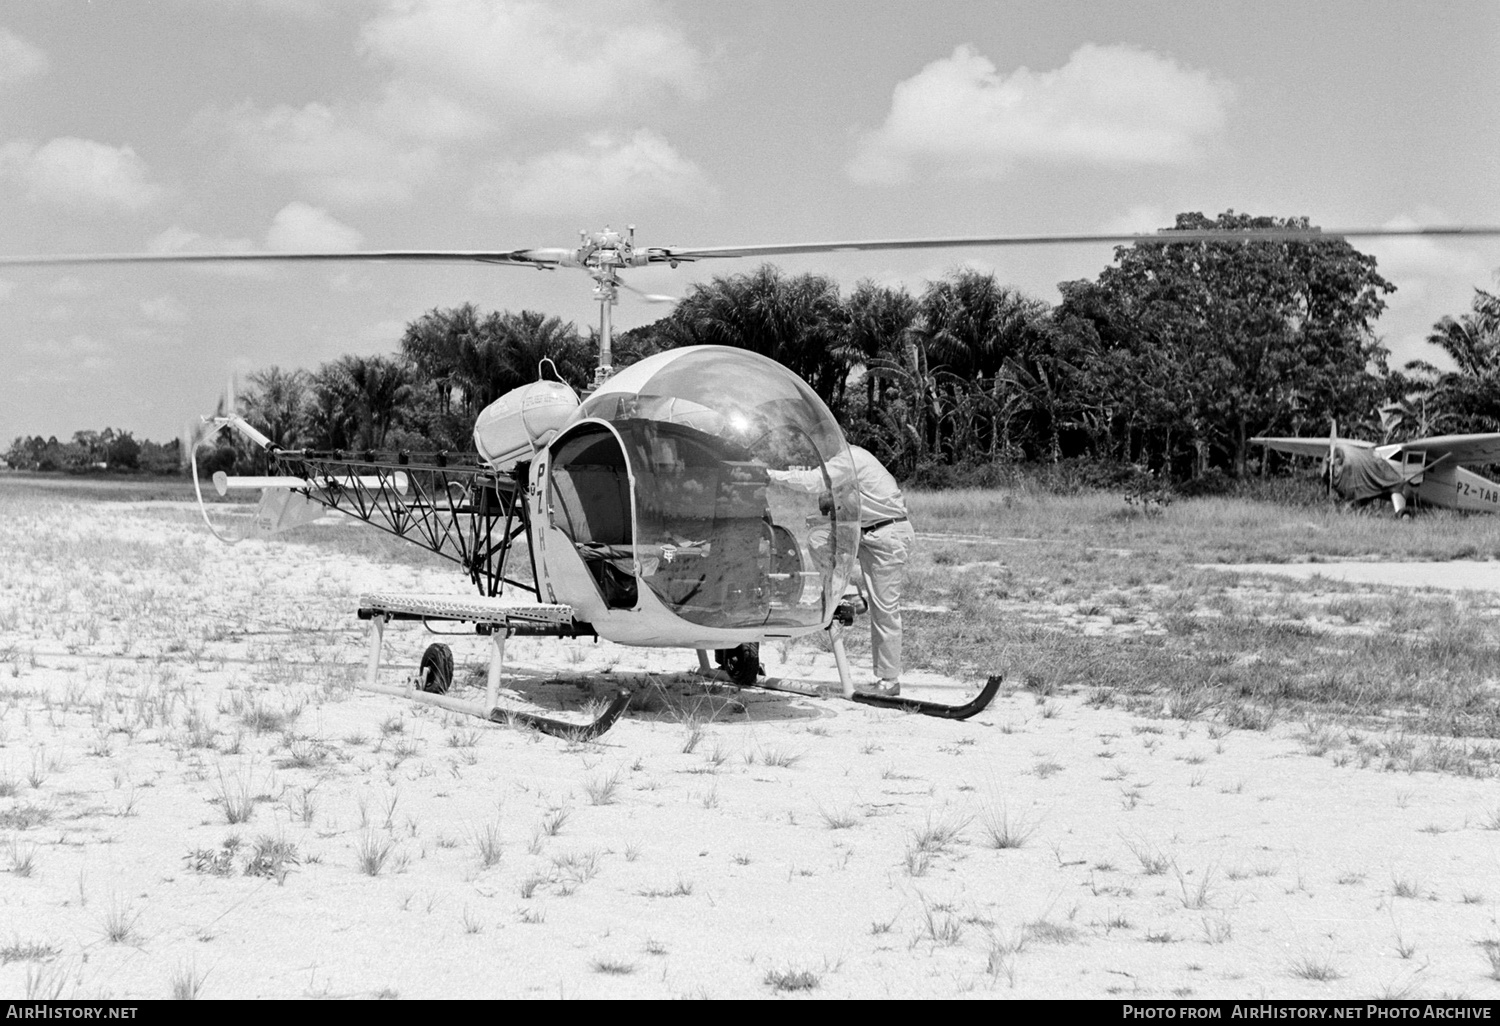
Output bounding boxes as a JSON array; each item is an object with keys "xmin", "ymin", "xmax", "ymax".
[{"xmin": 549, "ymin": 428, "xmax": 638, "ymax": 609}]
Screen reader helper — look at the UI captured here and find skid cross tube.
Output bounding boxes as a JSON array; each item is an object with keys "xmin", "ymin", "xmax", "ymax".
[{"xmin": 359, "ymin": 594, "xmax": 623, "ymax": 739}]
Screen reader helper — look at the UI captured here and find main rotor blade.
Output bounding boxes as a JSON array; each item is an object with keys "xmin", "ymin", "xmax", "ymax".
[
  {"xmin": 2, "ymin": 225, "xmax": 1497, "ymax": 271},
  {"xmin": 0, "ymin": 248, "xmax": 576, "ymax": 269},
  {"xmin": 656, "ymin": 225, "xmax": 1500, "ymax": 262}
]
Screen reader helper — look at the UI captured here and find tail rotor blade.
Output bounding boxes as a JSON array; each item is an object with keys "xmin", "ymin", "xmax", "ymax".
[{"xmin": 618, "ymin": 280, "xmax": 678, "ymax": 305}]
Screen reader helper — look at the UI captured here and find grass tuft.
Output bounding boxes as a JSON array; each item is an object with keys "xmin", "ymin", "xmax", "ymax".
[
  {"xmin": 356, "ymin": 834, "xmax": 394, "ymax": 877},
  {"xmin": 1, "ymin": 940, "xmax": 60, "ymax": 965},
  {"xmin": 1288, "ymin": 953, "xmax": 1340, "ymax": 982},
  {"xmin": 759, "ymin": 746, "xmax": 803, "ymax": 768},
  {"xmin": 212, "ymin": 763, "xmax": 257, "ymax": 825},
  {"xmin": 8, "ymin": 838, "xmax": 38, "ymax": 877},
  {"xmin": 102, "ymin": 899, "xmax": 139, "ymax": 944},
  {"xmin": 541, "ymin": 807, "xmax": 571, "ymax": 836},
  {"xmin": 170, "ymin": 963, "xmax": 207, "ymax": 1000},
  {"xmin": 818, "ymin": 806, "xmax": 860, "ymax": 830},
  {"xmin": 1479, "ymin": 940, "xmax": 1500, "ymax": 981},
  {"xmin": 474, "ymin": 821, "xmax": 503, "ymax": 869},
  {"xmin": 0, "ymin": 803, "xmax": 52, "ymax": 831},
  {"xmin": 981, "ymin": 802, "xmax": 1037, "ymax": 850},
  {"xmin": 584, "ymin": 770, "xmax": 621, "ymax": 806},
  {"xmin": 1123, "ymin": 836, "xmax": 1173, "ymax": 876},
  {"xmin": 764, "ymin": 967, "xmax": 820, "ymax": 992},
  {"xmin": 637, "ymin": 877, "xmax": 694, "ymax": 898},
  {"xmin": 244, "ymin": 835, "xmax": 299, "ymax": 883}
]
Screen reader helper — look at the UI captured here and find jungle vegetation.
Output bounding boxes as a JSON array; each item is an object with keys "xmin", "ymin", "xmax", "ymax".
[{"xmin": 9, "ymin": 211, "xmax": 1499, "ymax": 491}]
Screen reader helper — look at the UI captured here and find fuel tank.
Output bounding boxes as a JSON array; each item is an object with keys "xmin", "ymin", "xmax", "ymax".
[{"xmin": 473, "ymin": 380, "xmax": 580, "ymax": 471}]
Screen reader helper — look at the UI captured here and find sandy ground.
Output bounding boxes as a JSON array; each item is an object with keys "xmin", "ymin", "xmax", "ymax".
[
  {"xmin": 1207, "ymin": 561, "xmax": 1500, "ymax": 593},
  {"xmin": 3, "ymin": 501, "xmax": 1500, "ymax": 1000}
]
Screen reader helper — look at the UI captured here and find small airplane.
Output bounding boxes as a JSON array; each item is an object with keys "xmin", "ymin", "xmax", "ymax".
[
  {"xmin": 7, "ymin": 222, "xmax": 1500, "ymax": 737},
  {"xmin": 1253, "ymin": 423, "xmax": 1500, "ymax": 516}
]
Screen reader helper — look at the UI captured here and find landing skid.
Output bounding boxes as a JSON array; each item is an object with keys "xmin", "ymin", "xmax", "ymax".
[
  {"xmin": 847, "ymin": 674, "xmax": 1004, "ymax": 720},
  {"xmin": 359, "ymin": 597, "xmax": 629, "ymax": 740},
  {"xmin": 694, "ymin": 650, "xmax": 1002, "ymax": 721},
  {"xmin": 488, "ymin": 690, "xmax": 632, "ymax": 741}
]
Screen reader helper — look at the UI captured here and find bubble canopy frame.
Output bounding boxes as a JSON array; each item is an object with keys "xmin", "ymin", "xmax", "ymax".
[{"xmin": 541, "ymin": 346, "xmax": 861, "ymax": 634}]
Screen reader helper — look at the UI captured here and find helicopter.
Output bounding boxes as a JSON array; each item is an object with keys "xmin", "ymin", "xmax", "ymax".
[{"xmin": 6, "ymin": 221, "xmax": 1500, "ymax": 738}]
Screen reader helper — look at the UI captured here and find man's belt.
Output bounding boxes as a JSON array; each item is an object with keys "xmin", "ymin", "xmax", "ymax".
[{"xmin": 862, "ymin": 517, "xmax": 908, "ymax": 534}]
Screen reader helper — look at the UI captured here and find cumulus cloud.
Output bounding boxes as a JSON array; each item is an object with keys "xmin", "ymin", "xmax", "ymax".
[
  {"xmin": 204, "ymin": 1, "xmax": 707, "ymax": 209},
  {"xmin": 1359, "ymin": 211, "xmax": 1500, "ymax": 368},
  {"xmin": 147, "ymin": 225, "xmax": 270, "ymax": 279},
  {"xmin": 0, "ymin": 27, "xmax": 47, "ymax": 85},
  {"xmin": 265, "ymin": 202, "xmax": 363, "ymax": 251},
  {"xmin": 469, "ymin": 130, "xmax": 717, "ymax": 217},
  {"xmin": 21, "ymin": 332, "xmax": 113, "ymax": 362},
  {"xmin": 0, "ymin": 28, "xmax": 46, "ymax": 86},
  {"xmin": 1363, "ymin": 212, "xmax": 1495, "ymax": 286},
  {"xmin": 359, "ymin": 0, "xmax": 703, "ymax": 125},
  {"xmin": 147, "ymin": 225, "xmax": 256, "ymax": 255},
  {"xmin": 1098, "ymin": 203, "xmax": 1179, "ymax": 235},
  {"xmin": 212, "ymin": 100, "xmax": 440, "ymax": 208},
  {"xmin": 139, "ymin": 296, "xmax": 189, "ymax": 325},
  {"xmin": 0, "ymin": 137, "xmax": 164, "ymax": 212},
  {"xmin": 142, "ymin": 207, "xmax": 361, "ymax": 281},
  {"xmin": 48, "ymin": 277, "xmax": 91, "ymax": 298},
  {"xmin": 849, "ymin": 44, "xmax": 1232, "ymax": 184}
]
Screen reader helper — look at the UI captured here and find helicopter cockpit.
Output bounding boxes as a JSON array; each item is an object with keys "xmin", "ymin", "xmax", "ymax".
[{"xmin": 537, "ymin": 346, "xmax": 861, "ymax": 644}]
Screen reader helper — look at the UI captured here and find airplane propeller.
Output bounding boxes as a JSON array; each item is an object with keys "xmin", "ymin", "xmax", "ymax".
[{"xmin": 1326, "ymin": 419, "xmax": 1338, "ymax": 499}]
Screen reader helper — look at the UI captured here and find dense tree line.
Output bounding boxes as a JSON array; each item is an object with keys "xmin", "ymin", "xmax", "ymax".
[
  {"xmin": 9, "ymin": 211, "xmax": 1498, "ymax": 487},
  {"xmin": 4, "ymin": 429, "xmax": 179, "ymax": 474}
]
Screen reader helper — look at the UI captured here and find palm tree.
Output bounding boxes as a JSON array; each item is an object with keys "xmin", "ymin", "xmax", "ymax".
[
  {"xmin": 1405, "ymin": 288, "xmax": 1500, "ymax": 434},
  {"xmin": 306, "ymin": 362, "xmax": 360, "ymax": 450},
  {"xmin": 844, "ymin": 280, "xmax": 918, "ymax": 421},
  {"xmin": 918, "ymin": 270, "xmax": 1049, "ymax": 380},
  {"xmin": 663, "ymin": 265, "xmax": 849, "ymax": 412},
  {"xmin": 341, "ymin": 355, "xmax": 412, "ymax": 448},
  {"xmin": 242, "ymin": 366, "xmax": 310, "ymax": 448},
  {"xmin": 866, "ymin": 323, "xmax": 948, "ymax": 472},
  {"xmin": 494, "ymin": 310, "xmax": 590, "ymax": 392},
  {"xmin": 400, "ymin": 303, "xmax": 481, "ymax": 415}
]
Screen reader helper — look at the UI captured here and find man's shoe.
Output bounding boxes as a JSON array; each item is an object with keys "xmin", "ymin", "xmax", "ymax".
[{"xmin": 857, "ymin": 679, "xmax": 900, "ymax": 697}]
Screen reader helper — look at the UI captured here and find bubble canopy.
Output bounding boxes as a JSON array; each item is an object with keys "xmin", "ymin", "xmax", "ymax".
[{"xmin": 549, "ymin": 346, "xmax": 860, "ymax": 631}]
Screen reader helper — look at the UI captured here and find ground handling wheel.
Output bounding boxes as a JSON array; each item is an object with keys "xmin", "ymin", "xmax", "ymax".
[
  {"xmin": 715, "ymin": 643, "xmax": 764, "ymax": 687},
  {"xmin": 419, "ymin": 643, "xmax": 454, "ymax": 695}
]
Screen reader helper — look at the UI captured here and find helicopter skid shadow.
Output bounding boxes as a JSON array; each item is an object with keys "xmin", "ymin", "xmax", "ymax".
[{"xmin": 452, "ymin": 666, "xmax": 827, "ymax": 725}]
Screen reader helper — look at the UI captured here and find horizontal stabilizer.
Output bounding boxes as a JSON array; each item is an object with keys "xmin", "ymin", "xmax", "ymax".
[
  {"xmin": 213, "ymin": 473, "xmax": 306, "ymax": 496},
  {"xmin": 213, "ymin": 471, "xmax": 409, "ymax": 497}
]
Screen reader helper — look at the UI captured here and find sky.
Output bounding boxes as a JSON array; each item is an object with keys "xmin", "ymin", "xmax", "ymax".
[{"xmin": 1, "ymin": 0, "xmax": 1497, "ymax": 445}]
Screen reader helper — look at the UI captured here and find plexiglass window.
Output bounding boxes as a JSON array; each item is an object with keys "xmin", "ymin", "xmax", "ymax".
[{"xmin": 574, "ymin": 347, "xmax": 860, "ymax": 630}]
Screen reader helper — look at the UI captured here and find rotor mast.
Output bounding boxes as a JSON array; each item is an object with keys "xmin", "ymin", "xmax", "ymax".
[{"xmin": 580, "ymin": 224, "xmax": 637, "ymax": 389}]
